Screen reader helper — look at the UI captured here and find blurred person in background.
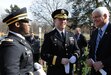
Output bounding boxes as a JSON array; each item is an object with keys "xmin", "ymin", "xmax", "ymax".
[
  {"xmin": 74, "ymin": 27, "xmax": 87, "ymax": 75},
  {"xmin": 25, "ymin": 32, "xmax": 40, "ymax": 62}
]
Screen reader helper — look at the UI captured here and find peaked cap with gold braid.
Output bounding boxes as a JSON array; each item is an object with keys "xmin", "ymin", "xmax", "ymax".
[
  {"xmin": 51, "ymin": 9, "xmax": 69, "ymax": 19},
  {"xmin": 3, "ymin": 7, "xmax": 30, "ymax": 25}
]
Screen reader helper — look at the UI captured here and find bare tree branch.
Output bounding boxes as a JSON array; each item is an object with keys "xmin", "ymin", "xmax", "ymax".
[{"xmin": 29, "ymin": 0, "xmax": 70, "ymax": 27}]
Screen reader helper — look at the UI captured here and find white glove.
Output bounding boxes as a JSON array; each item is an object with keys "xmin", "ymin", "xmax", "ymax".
[
  {"xmin": 37, "ymin": 69, "xmax": 46, "ymax": 75},
  {"xmin": 69, "ymin": 56, "xmax": 76, "ymax": 63},
  {"xmin": 64, "ymin": 63, "xmax": 70, "ymax": 74},
  {"xmin": 34, "ymin": 62, "xmax": 46, "ymax": 75},
  {"xmin": 34, "ymin": 62, "xmax": 43, "ymax": 70}
]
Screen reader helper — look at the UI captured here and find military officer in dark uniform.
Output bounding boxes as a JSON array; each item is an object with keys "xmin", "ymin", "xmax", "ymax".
[
  {"xmin": 41, "ymin": 9, "xmax": 80, "ymax": 75},
  {"xmin": 0, "ymin": 7, "xmax": 39, "ymax": 75}
]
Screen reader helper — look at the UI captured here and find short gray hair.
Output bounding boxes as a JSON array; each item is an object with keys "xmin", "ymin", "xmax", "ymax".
[{"xmin": 92, "ymin": 7, "xmax": 110, "ymax": 20}]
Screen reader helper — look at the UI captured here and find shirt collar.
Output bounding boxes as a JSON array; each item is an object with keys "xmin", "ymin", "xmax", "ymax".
[
  {"xmin": 9, "ymin": 31, "xmax": 25, "ymax": 40},
  {"xmin": 99, "ymin": 21, "xmax": 109, "ymax": 32},
  {"xmin": 56, "ymin": 28, "xmax": 65, "ymax": 34}
]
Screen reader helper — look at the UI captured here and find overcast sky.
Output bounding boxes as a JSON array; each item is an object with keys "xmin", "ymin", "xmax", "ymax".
[
  {"xmin": 0, "ymin": 0, "xmax": 34, "ymax": 20},
  {"xmin": 0, "ymin": 0, "xmax": 33, "ymax": 14},
  {"xmin": 0, "ymin": 0, "xmax": 72, "ymax": 21},
  {"xmin": 0, "ymin": 0, "xmax": 33, "ymax": 9}
]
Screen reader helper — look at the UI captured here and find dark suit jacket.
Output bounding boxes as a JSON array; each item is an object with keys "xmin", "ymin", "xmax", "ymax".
[
  {"xmin": 89, "ymin": 23, "xmax": 111, "ymax": 75},
  {"xmin": 41, "ymin": 29, "xmax": 79, "ymax": 75},
  {"xmin": 0, "ymin": 32, "xmax": 38, "ymax": 75},
  {"xmin": 75, "ymin": 34, "xmax": 87, "ymax": 55},
  {"xmin": 25, "ymin": 35, "xmax": 40, "ymax": 54},
  {"xmin": 25, "ymin": 35, "xmax": 40, "ymax": 62}
]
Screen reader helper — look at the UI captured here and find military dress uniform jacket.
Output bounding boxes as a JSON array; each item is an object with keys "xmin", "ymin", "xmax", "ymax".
[
  {"xmin": 89, "ymin": 23, "xmax": 111, "ymax": 75},
  {"xmin": 0, "ymin": 32, "xmax": 38, "ymax": 75},
  {"xmin": 41, "ymin": 29, "xmax": 79, "ymax": 75}
]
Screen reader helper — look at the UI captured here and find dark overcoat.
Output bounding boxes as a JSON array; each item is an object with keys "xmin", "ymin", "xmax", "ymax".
[
  {"xmin": 75, "ymin": 34, "xmax": 87, "ymax": 55},
  {"xmin": 89, "ymin": 23, "xmax": 111, "ymax": 75}
]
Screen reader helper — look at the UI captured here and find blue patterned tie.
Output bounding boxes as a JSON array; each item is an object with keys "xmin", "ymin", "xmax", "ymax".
[
  {"xmin": 98, "ymin": 29, "xmax": 102, "ymax": 38},
  {"xmin": 95, "ymin": 29, "xmax": 103, "ymax": 60},
  {"xmin": 96, "ymin": 29, "xmax": 102, "ymax": 48}
]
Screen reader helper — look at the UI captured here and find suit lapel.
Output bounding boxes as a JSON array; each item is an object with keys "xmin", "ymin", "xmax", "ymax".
[{"xmin": 99, "ymin": 23, "xmax": 111, "ymax": 44}]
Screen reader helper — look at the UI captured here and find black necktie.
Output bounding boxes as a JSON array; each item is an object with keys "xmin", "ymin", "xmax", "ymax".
[
  {"xmin": 61, "ymin": 32, "xmax": 65, "ymax": 42},
  {"xmin": 98, "ymin": 29, "xmax": 102, "ymax": 39}
]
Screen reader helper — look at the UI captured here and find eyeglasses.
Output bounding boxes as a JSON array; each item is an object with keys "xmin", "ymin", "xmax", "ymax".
[{"xmin": 92, "ymin": 15, "xmax": 102, "ymax": 19}]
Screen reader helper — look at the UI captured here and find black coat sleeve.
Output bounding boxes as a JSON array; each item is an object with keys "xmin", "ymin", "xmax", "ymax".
[{"xmin": 41, "ymin": 34, "xmax": 61, "ymax": 64}]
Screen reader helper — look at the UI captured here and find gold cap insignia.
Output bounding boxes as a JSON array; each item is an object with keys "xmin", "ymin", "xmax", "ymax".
[{"xmin": 61, "ymin": 10, "xmax": 65, "ymax": 14}]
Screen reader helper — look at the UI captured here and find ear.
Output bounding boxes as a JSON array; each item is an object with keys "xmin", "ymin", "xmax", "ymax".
[
  {"xmin": 104, "ymin": 14, "xmax": 107, "ymax": 19},
  {"xmin": 15, "ymin": 22, "xmax": 20, "ymax": 27}
]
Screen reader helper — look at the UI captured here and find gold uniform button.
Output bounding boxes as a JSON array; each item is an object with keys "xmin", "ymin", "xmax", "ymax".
[
  {"xmin": 24, "ymin": 42, "xmax": 27, "ymax": 44},
  {"xmin": 25, "ymin": 47, "xmax": 28, "ymax": 50},
  {"xmin": 65, "ymin": 44, "xmax": 67, "ymax": 47},
  {"xmin": 54, "ymin": 38, "xmax": 57, "ymax": 41},
  {"xmin": 20, "ymin": 40, "xmax": 23, "ymax": 42}
]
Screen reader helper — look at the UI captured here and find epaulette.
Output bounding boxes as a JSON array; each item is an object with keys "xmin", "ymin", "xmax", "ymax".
[
  {"xmin": 1, "ymin": 38, "xmax": 13, "ymax": 42},
  {"xmin": 0, "ymin": 38, "xmax": 14, "ymax": 46}
]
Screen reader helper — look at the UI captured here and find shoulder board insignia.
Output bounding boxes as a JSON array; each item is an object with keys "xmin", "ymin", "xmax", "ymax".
[{"xmin": 2, "ymin": 38, "xmax": 13, "ymax": 42}]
